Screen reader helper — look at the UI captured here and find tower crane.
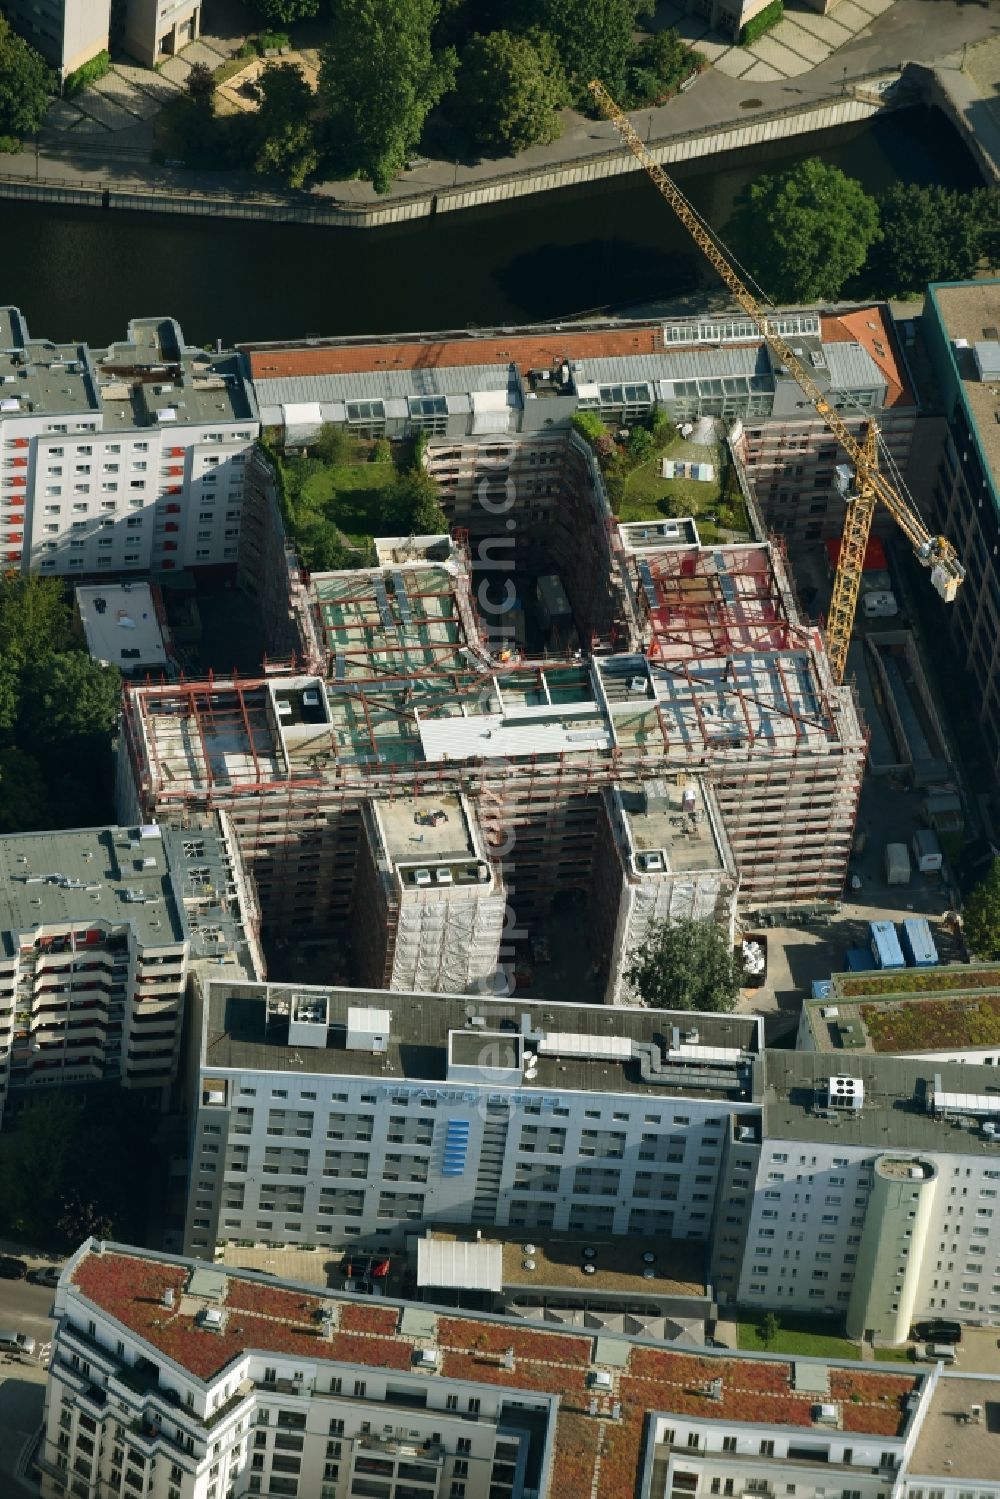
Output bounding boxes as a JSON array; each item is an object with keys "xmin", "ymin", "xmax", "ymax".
[{"xmin": 588, "ymin": 79, "xmax": 964, "ymax": 685}]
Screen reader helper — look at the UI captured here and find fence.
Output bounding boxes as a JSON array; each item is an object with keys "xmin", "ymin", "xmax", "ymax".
[{"xmin": 0, "ymin": 69, "xmax": 907, "ymax": 229}]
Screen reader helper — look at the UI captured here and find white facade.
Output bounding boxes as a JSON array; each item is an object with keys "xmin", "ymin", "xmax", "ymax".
[
  {"xmin": 0, "ymin": 309, "xmax": 258, "ymax": 579},
  {"xmin": 182, "ymin": 981, "xmax": 763, "ymax": 1257},
  {"xmin": 0, "ymin": 816, "xmax": 261, "ymax": 1123}
]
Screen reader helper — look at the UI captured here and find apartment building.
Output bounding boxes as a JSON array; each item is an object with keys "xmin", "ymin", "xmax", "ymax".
[
  {"xmin": 0, "ymin": 308, "xmax": 258, "ymax": 579},
  {"xmin": 41, "ymin": 1237, "xmax": 944, "ymax": 1499},
  {"xmin": 0, "ymin": 814, "xmax": 261, "ymax": 1121},
  {"xmin": 181, "ymin": 979, "xmax": 762, "ymax": 1258},
  {"xmin": 2, "ymin": 0, "xmax": 109, "ymax": 79},
  {"xmin": 727, "ymin": 1053, "xmax": 1000, "ymax": 1340},
  {"xmin": 244, "ymin": 303, "xmax": 916, "ymax": 549},
  {"xmin": 921, "ymin": 280, "xmax": 1000, "ymax": 778}
]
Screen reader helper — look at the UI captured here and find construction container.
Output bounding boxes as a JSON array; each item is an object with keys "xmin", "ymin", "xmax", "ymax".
[
  {"xmin": 869, "ymin": 920, "xmax": 905, "ymax": 971},
  {"xmin": 900, "ymin": 916, "xmax": 939, "ymax": 968},
  {"xmin": 911, "ymin": 828, "xmax": 943, "ymax": 874},
  {"xmin": 884, "ymin": 842, "xmax": 911, "ymax": 886}
]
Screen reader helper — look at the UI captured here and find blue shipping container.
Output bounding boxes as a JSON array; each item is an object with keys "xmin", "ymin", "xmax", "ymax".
[
  {"xmin": 900, "ymin": 916, "xmax": 939, "ymax": 968},
  {"xmin": 869, "ymin": 920, "xmax": 906, "ymax": 970}
]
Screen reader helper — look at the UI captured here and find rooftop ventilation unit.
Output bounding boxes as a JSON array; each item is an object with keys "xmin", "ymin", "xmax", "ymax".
[
  {"xmin": 827, "ymin": 1076, "xmax": 864, "ymax": 1112},
  {"xmin": 637, "ymin": 851, "xmax": 665, "ymax": 873}
]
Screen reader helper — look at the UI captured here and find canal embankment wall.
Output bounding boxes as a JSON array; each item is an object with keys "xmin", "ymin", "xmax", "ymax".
[{"xmin": 0, "ymin": 69, "xmax": 915, "ymax": 229}]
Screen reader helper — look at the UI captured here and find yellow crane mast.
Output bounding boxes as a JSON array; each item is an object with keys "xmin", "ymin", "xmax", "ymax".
[{"xmin": 588, "ymin": 78, "xmax": 964, "ymax": 685}]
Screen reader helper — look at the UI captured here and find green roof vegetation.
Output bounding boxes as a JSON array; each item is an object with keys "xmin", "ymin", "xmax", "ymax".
[
  {"xmin": 860, "ymin": 992, "xmax": 1000, "ymax": 1053},
  {"xmin": 836, "ymin": 964, "xmax": 1000, "ymax": 999}
]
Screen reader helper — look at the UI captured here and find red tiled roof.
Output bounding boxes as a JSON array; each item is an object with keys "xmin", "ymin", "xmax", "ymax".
[
  {"xmin": 820, "ymin": 308, "xmax": 914, "ymax": 408},
  {"xmin": 69, "ymin": 1249, "xmax": 921, "ymax": 1497},
  {"xmin": 246, "ymin": 327, "xmax": 663, "ymax": 380}
]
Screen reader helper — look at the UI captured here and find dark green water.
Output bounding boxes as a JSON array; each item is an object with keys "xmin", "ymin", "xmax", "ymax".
[{"xmin": 0, "ymin": 106, "xmax": 981, "ymax": 345}]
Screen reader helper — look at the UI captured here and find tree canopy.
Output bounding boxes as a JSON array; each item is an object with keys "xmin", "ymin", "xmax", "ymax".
[
  {"xmin": 0, "ymin": 575, "xmax": 119, "ymax": 831},
  {"xmin": 867, "ymin": 183, "xmax": 998, "ymax": 299},
  {"xmin": 517, "ymin": 0, "xmax": 652, "ymax": 103},
  {"xmin": 626, "ymin": 917, "xmax": 739, "ymax": 1011},
  {"xmin": 728, "ymin": 158, "xmax": 881, "ymax": 303},
  {"xmin": 320, "ymin": 0, "xmax": 457, "ymax": 192},
  {"xmin": 454, "ymin": 29, "xmax": 569, "ymax": 155},
  {"xmin": 254, "ymin": 62, "xmax": 319, "ymax": 188},
  {"xmin": 963, "ymin": 858, "xmax": 1000, "ymax": 959},
  {"xmin": 250, "ymin": 0, "xmax": 319, "ymax": 24},
  {"xmin": 0, "ymin": 15, "xmax": 54, "ymax": 141}
]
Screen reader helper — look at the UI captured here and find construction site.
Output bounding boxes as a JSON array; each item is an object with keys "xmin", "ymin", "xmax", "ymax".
[{"xmin": 117, "ymin": 449, "xmax": 867, "ymax": 995}]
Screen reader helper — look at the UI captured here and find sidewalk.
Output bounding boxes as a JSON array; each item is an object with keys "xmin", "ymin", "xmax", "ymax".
[
  {"xmin": 2, "ymin": 0, "xmax": 997, "ymax": 210},
  {"xmin": 940, "ymin": 36, "xmax": 1000, "ymax": 182}
]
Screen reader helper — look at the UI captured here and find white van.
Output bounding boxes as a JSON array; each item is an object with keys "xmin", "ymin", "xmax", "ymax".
[{"xmin": 917, "ymin": 1342, "xmax": 957, "ymax": 1364}]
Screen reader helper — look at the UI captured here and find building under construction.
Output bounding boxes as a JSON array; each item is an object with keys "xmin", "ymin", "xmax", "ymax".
[{"xmin": 118, "ymin": 495, "xmax": 866, "ymax": 996}]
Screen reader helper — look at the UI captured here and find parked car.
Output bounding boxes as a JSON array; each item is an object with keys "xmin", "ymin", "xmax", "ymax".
[
  {"xmin": 916, "ymin": 1342, "xmax": 957, "ymax": 1364},
  {"xmin": 0, "ymin": 1330, "xmax": 35, "ymax": 1357},
  {"xmin": 912, "ymin": 1319, "xmax": 962, "ymax": 1345},
  {"xmin": 28, "ymin": 1266, "xmax": 61, "ymax": 1288},
  {"xmin": 0, "ymin": 1257, "xmax": 27, "ymax": 1280}
]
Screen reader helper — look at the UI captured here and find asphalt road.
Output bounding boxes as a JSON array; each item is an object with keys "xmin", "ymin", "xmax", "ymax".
[
  {"xmin": 0, "ymin": 1276, "xmax": 58, "ymax": 1348},
  {"xmin": 0, "ymin": 1275, "xmax": 57, "ymax": 1499}
]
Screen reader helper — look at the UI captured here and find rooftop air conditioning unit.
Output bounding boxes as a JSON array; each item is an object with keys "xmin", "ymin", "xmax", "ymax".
[
  {"xmin": 638, "ymin": 852, "xmax": 665, "ymax": 873},
  {"xmin": 435, "ymin": 868, "xmax": 453, "ymax": 885},
  {"xmin": 413, "ymin": 869, "xmax": 432, "ymax": 886}
]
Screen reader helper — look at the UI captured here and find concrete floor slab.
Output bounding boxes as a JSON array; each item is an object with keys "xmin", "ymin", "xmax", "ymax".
[
  {"xmin": 159, "ymin": 55, "xmax": 192, "ymax": 84},
  {"xmin": 741, "ymin": 59, "xmax": 785, "ymax": 83},
  {"xmin": 830, "ymin": 0, "xmax": 877, "ymax": 32},
  {"xmin": 63, "ymin": 115, "xmax": 108, "ymax": 135},
  {"xmin": 750, "ymin": 35, "xmax": 815, "ymax": 75},
  {"xmin": 180, "ymin": 39, "xmax": 224, "ymax": 68},
  {"xmin": 768, "ymin": 17, "xmax": 834, "ymax": 64},
  {"xmin": 693, "ymin": 36, "xmax": 736, "ymax": 65},
  {"xmin": 111, "ymin": 62, "xmax": 182, "ymax": 103},
  {"xmin": 219, "ymin": 1242, "xmax": 338, "ymax": 1287},
  {"xmin": 786, "ymin": 10, "xmax": 854, "ymax": 44},
  {"xmin": 73, "ymin": 92, "xmax": 137, "ymax": 129},
  {"xmin": 853, "ymin": 0, "xmax": 896, "ymax": 14},
  {"xmin": 89, "ymin": 71, "xmax": 159, "ymax": 120},
  {"xmin": 713, "ymin": 48, "xmax": 757, "ymax": 78},
  {"xmin": 43, "ymin": 99, "xmax": 86, "ymax": 130}
]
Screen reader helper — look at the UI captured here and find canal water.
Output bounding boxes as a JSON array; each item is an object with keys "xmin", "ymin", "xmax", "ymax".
[{"xmin": 0, "ymin": 106, "xmax": 981, "ymax": 346}]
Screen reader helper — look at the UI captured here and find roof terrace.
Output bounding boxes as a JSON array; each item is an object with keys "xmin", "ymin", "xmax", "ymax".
[{"xmin": 65, "ymin": 1242, "xmax": 924, "ymax": 1499}]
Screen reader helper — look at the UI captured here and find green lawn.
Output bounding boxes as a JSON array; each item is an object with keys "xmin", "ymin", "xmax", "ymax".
[
  {"xmin": 736, "ymin": 1313, "xmax": 861, "ymax": 1361},
  {"xmin": 299, "ymin": 462, "xmax": 397, "ymax": 547},
  {"xmin": 617, "ymin": 436, "xmax": 750, "ymax": 541},
  {"xmin": 873, "ymin": 1346, "xmax": 915, "ymax": 1363}
]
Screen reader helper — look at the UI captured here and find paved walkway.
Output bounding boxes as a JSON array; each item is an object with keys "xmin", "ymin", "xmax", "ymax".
[
  {"xmin": 666, "ymin": 0, "xmax": 897, "ymax": 86},
  {"xmin": 941, "ymin": 35, "xmax": 1000, "ymax": 181},
  {"xmin": 6, "ymin": 0, "xmax": 999, "ymax": 205}
]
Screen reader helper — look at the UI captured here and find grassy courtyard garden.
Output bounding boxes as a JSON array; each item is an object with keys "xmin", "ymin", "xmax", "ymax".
[
  {"xmin": 263, "ymin": 426, "xmax": 447, "ymax": 571},
  {"xmin": 572, "ymin": 410, "xmax": 751, "ymax": 541},
  {"xmin": 737, "ymin": 1311, "xmax": 861, "ymax": 1361}
]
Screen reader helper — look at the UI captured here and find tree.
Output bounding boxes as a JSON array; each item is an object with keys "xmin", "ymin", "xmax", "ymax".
[
  {"xmin": 0, "ymin": 16, "xmax": 54, "ymax": 140},
  {"xmin": 0, "ymin": 747, "xmax": 46, "ymax": 832},
  {"xmin": 320, "ymin": 0, "xmax": 457, "ymax": 193},
  {"xmin": 454, "ymin": 29, "xmax": 569, "ymax": 155},
  {"xmin": 516, "ymin": 0, "xmax": 652, "ymax": 103},
  {"xmin": 760, "ymin": 1311, "xmax": 781, "ymax": 1346},
  {"xmin": 312, "ymin": 422, "xmax": 352, "ymax": 465},
  {"xmin": 866, "ymin": 183, "xmax": 998, "ymax": 299},
  {"xmin": 625, "ymin": 27, "xmax": 699, "ymax": 106},
  {"xmin": 253, "ymin": 63, "xmax": 319, "ymax": 188},
  {"xmin": 251, "ymin": 0, "xmax": 319, "ymax": 22},
  {"xmin": 964, "ymin": 858, "xmax": 1000, "ymax": 958},
  {"xmin": 0, "ymin": 574, "xmax": 72, "ymax": 672},
  {"xmin": 185, "ymin": 60, "xmax": 216, "ymax": 105},
  {"xmin": 22, "ymin": 652, "xmax": 121, "ymax": 744},
  {"xmin": 386, "ymin": 465, "xmax": 449, "ymax": 533},
  {"xmin": 625, "ymin": 917, "xmax": 739, "ymax": 1011},
  {"xmin": 728, "ymin": 158, "xmax": 881, "ymax": 304}
]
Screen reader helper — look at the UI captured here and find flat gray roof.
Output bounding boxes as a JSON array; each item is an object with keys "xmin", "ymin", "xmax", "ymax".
[
  {"xmin": 76, "ymin": 584, "xmax": 169, "ymax": 672},
  {"xmin": 203, "ymin": 982, "xmax": 761, "ymax": 1100},
  {"xmin": 908, "ymin": 1374, "xmax": 1000, "ymax": 1479},
  {"xmin": 253, "ymin": 363, "xmax": 515, "ymax": 408},
  {"xmin": 764, "ymin": 1051, "xmax": 1000, "ymax": 1155},
  {"xmin": 0, "ymin": 826, "xmax": 184, "ymax": 952},
  {"xmin": 932, "ymin": 281, "xmax": 1000, "ymax": 481}
]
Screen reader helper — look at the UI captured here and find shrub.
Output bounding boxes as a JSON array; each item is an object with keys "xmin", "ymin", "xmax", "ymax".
[
  {"xmin": 627, "ymin": 425, "xmax": 655, "ymax": 466},
  {"xmin": 370, "ymin": 437, "xmax": 392, "ymax": 464},
  {"xmin": 571, "ymin": 410, "xmax": 607, "ymax": 447},
  {"xmin": 740, "ymin": 0, "xmax": 783, "ymax": 45},
  {"xmin": 64, "ymin": 49, "xmax": 110, "ymax": 96},
  {"xmin": 259, "ymin": 29, "xmax": 291, "ymax": 51}
]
